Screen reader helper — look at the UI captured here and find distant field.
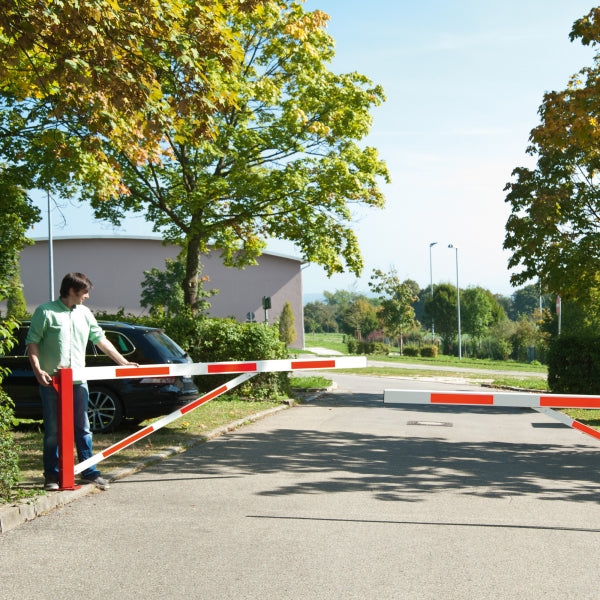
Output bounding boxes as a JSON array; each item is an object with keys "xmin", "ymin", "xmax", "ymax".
[{"xmin": 304, "ymin": 332, "xmax": 547, "ymax": 374}]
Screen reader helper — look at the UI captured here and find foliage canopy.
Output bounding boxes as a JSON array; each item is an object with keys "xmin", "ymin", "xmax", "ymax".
[
  {"xmin": 0, "ymin": 1, "xmax": 389, "ymax": 312},
  {"xmin": 504, "ymin": 7, "xmax": 600, "ymax": 301}
]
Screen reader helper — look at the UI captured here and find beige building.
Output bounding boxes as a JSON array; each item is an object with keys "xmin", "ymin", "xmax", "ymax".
[{"xmin": 9, "ymin": 236, "xmax": 305, "ymax": 349}]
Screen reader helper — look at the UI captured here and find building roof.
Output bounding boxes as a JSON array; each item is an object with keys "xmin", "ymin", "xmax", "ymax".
[{"xmin": 32, "ymin": 234, "xmax": 305, "ymax": 264}]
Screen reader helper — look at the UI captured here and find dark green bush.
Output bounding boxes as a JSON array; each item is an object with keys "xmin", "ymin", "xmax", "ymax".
[
  {"xmin": 402, "ymin": 346, "xmax": 419, "ymax": 357},
  {"xmin": 419, "ymin": 345, "xmax": 438, "ymax": 358},
  {"xmin": 547, "ymin": 335, "xmax": 600, "ymax": 394},
  {"xmin": 167, "ymin": 316, "xmax": 290, "ymax": 400},
  {"xmin": 368, "ymin": 341, "xmax": 390, "ymax": 355},
  {"xmin": 92, "ymin": 311, "xmax": 290, "ymax": 400},
  {"xmin": 346, "ymin": 339, "xmax": 389, "ymax": 355},
  {"xmin": 0, "ymin": 389, "xmax": 19, "ymax": 502},
  {"xmin": 347, "ymin": 338, "xmax": 358, "ymax": 354},
  {"xmin": 0, "ymin": 317, "xmax": 19, "ymax": 501}
]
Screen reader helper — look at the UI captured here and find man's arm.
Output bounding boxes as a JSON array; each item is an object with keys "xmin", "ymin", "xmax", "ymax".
[
  {"xmin": 95, "ymin": 338, "xmax": 139, "ymax": 367},
  {"xmin": 27, "ymin": 343, "xmax": 52, "ymax": 386}
]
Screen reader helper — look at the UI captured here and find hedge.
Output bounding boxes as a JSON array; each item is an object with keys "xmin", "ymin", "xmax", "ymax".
[
  {"xmin": 0, "ymin": 390, "xmax": 19, "ymax": 502},
  {"xmin": 547, "ymin": 335, "xmax": 600, "ymax": 394}
]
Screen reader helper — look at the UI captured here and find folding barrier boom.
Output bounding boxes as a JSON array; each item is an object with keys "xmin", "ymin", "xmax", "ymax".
[
  {"xmin": 383, "ymin": 388, "xmax": 600, "ymax": 443},
  {"xmin": 55, "ymin": 356, "xmax": 366, "ymax": 490}
]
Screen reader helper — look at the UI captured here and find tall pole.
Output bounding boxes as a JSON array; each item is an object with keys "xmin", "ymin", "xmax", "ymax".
[
  {"xmin": 48, "ymin": 191, "xmax": 54, "ymax": 300},
  {"xmin": 448, "ymin": 244, "xmax": 461, "ymax": 359},
  {"xmin": 429, "ymin": 242, "xmax": 437, "ymax": 341}
]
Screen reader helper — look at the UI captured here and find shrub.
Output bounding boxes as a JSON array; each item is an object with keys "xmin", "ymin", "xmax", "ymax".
[
  {"xmin": 402, "ymin": 346, "xmax": 419, "ymax": 357},
  {"xmin": 346, "ymin": 340, "xmax": 389, "ymax": 355},
  {"xmin": 0, "ymin": 317, "xmax": 19, "ymax": 501},
  {"xmin": 547, "ymin": 335, "xmax": 600, "ymax": 394},
  {"xmin": 491, "ymin": 338, "xmax": 512, "ymax": 361},
  {"xmin": 94, "ymin": 311, "xmax": 291, "ymax": 400},
  {"xmin": 175, "ymin": 316, "xmax": 290, "ymax": 400},
  {"xmin": 0, "ymin": 390, "xmax": 19, "ymax": 502},
  {"xmin": 278, "ymin": 301, "xmax": 296, "ymax": 347},
  {"xmin": 420, "ymin": 345, "xmax": 438, "ymax": 358},
  {"xmin": 367, "ymin": 341, "xmax": 389, "ymax": 355}
]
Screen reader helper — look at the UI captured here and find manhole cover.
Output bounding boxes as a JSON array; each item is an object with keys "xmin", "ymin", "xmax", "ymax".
[{"xmin": 407, "ymin": 420, "xmax": 453, "ymax": 427}]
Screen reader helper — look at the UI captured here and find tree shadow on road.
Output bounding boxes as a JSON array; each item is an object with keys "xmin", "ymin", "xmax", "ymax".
[{"xmin": 144, "ymin": 391, "xmax": 600, "ymax": 505}]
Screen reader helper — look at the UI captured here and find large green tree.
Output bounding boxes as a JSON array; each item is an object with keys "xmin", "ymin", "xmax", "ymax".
[
  {"xmin": 368, "ymin": 268, "xmax": 418, "ymax": 345},
  {"xmin": 0, "ymin": 0, "xmax": 268, "ymax": 196},
  {"xmin": 425, "ymin": 283, "xmax": 459, "ymax": 354},
  {"xmin": 303, "ymin": 300, "xmax": 338, "ymax": 333},
  {"xmin": 0, "ymin": 180, "xmax": 39, "ymax": 301},
  {"xmin": 77, "ymin": 1, "xmax": 389, "ymax": 310},
  {"xmin": 504, "ymin": 7, "xmax": 600, "ymax": 302},
  {"xmin": 339, "ymin": 297, "xmax": 379, "ymax": 340},
  {"xmin": 461, "ymin": 286, "xmax": 504, "ymax": 342}
]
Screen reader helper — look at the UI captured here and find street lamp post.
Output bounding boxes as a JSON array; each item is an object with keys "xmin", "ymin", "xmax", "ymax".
[
  {"xmin": 448, "ymin": 244, "xmax": 461, "ymax": 359},
  {"xmin": 429, "ymin": 242, "xmax": 437, "ymax": 340}
]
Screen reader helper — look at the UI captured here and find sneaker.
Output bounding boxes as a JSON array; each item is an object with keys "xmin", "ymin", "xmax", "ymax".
[
  {"xmin": 44, "ymin": 477, "xmax": 59, "ymax": 491},
  {"xmin": 81, "ymin": 476, "xmax": 110, "ymax": 490}
]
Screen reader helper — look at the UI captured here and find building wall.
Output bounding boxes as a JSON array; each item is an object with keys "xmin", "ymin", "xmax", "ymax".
[{"xmin": 8, "ymin": 236, "xmax": 305, "ymax": 348}]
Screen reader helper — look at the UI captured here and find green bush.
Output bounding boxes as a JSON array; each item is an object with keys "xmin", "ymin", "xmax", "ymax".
[
  {"xmin": 0, "ymin": 389, "xmax": 19, "ymax": 502},
  {"xmin": 368, "ymin": 341, "xmax": 390, "ymax": 355},
  {"xmin": 419, "ymin": 345, "xmax": 438, "ymax": 358},
  {"xmin": 547, "ymin": 335, "xmax": 600, "ymax": 394},
  {"xmin": 93, "ymin": 311, "xmax": 291, "ymax": 400},
  {"xmin": 402, "ymin": 346, "xmax": 419, "ymax": 357},
  {"xmin": 96, "ymin": 309, "xmax": 290, "ymax": 400},
  {"xmin": 347, "ymin": 338, "xmax": 358, "ymax": 354},
  {"xmin": 167, "ymin": 316, "xmax": 290, "ymax": 400},
  {"xmin": 0, "ymin": 317, "xmax": 20, "ymax": 501},
  {"xmin": 491, "ymin": 338, "xmax": 512, "ymax": 361},
  {"xmin": 346, "ymin": 339, "xmax": 389, "ymax": 355}
]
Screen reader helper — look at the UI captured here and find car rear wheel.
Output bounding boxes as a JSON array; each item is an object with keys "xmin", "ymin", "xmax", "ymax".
[{"xmin": 88, "ymin": 386, "xmax": 124, "ymax": 433}]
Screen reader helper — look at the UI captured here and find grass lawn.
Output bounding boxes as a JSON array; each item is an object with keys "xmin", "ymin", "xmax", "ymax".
[
  {"xmin": 304, "ymin": 332, "xmax": 548, "ymax": 373},
  {"xmin": 8, "ymin": 397, "xmax": 283, "ymax": 502}
]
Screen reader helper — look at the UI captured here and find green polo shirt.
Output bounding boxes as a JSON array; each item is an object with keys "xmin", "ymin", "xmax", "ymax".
[{"xmin": 26, "ymin": 298, "xmax": 106, "ymax": 378}]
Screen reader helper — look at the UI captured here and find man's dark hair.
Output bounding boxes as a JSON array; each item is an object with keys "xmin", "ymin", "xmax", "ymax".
[{"xmin": 59, "ymin": 272, "xmax": 93, "ymax": 298}]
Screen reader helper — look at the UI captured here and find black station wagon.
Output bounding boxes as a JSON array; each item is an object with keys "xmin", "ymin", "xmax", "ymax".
[{"xmin": 0, "ymin": 321, "xmax": 199, "ymax": 432}]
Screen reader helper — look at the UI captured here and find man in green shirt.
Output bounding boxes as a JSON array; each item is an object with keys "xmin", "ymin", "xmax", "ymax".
[{"xmin": 27, "ymin": 272, "xmax": 138, "ymax": 491}]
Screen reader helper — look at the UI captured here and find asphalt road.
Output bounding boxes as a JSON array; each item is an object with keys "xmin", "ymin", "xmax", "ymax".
[{"xmin": 1, "ymin": 373, "xmax": 599, "ymax": 599}]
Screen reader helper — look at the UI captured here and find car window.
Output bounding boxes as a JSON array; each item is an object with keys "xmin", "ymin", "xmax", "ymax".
[
  {"xmin": 145, "ymin": 330, "xmax": 188, "ymax": 360},
  {"xmin": 97, "ymin": 331, "xmax": 135, "ymax": 356}
]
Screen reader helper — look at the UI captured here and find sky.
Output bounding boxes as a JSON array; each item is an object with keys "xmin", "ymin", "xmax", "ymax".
[{"xmin": 29, "ymin": 0, "xmax": 599, "ymax": 299}]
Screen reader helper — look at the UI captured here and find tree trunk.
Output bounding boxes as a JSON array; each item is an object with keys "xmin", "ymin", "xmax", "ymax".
[{"xmin": 184, "ymin": 235, "xmax": 201, "ymax": 312}]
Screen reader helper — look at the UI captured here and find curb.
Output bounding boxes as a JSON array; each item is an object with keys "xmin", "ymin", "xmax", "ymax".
[{"xmin": 0, "ymin": 402, "xmax": 292, "ymax": 534}]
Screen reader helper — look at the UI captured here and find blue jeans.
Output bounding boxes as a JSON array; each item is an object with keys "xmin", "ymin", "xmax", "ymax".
[{"xmin": 40, "ymin": 383, "xmax": 100, "ymax": 480}]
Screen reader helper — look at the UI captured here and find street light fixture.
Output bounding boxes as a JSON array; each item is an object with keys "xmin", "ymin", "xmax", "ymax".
[
  {"xmin": 429, "ymin": 242, "xmax": 437, "ymax": 340},
  {"xmin": 448, "ymin": 244, "xmax": 462, "ymax": 359}
]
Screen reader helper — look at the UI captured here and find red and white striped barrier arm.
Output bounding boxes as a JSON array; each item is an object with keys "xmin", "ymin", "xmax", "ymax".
[
  {"xmin": 383, "ymin": 389, "xmax": 600, "ymax": 409},
  {"xmin": 384, "ymin": 388, "xmax": 600, "ymax": 443},
  {"xmin": 74, "ymin": 372, "xmax": 256, "ymax": 475},
  {"xmin": 71, "ymin": 356, "xmax": 366, "ymax": 382},
  {"xmin": 534, "ymin": 407, "xmax": 600, "ymax": 442}
]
